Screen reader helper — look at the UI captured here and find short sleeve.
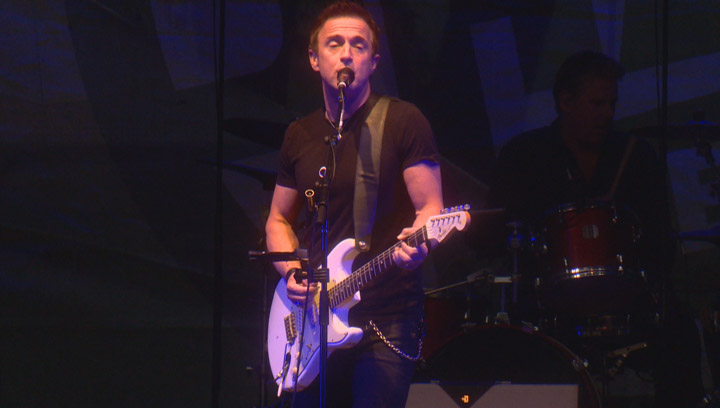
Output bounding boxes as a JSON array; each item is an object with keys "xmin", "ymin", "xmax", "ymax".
[{"xmin": 394, "ymin": 101, "xmax": 439, "ymax": 170}]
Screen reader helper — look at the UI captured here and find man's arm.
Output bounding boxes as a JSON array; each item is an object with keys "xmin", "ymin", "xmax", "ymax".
[
  {"xmin": 392, "ymin": 160, "xmax": 443, "ymax": 269},
  {"xmin": 265, "ymin": 184, "xmax": 314, "ymax": 302}
]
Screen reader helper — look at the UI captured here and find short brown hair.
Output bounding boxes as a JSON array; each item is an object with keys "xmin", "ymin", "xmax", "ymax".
[
  {"xmin": 553, "ymin": 50, "xmax": 624, "ymax": 113},
  {"xmin": 308, "ymin": 1, "xmax": 381, "ymax": 55}
]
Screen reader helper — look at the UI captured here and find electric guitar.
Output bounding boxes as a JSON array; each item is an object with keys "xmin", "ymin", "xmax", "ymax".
[{"xmin": 266, "ymin": 206, "xmax": 471, "ymax": 394}]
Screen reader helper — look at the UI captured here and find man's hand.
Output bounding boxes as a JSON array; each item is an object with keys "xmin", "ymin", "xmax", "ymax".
[
  {"xmin": 392, "ymin": 227, "xmax": 429, "ymax": 270},
  {"xmin": 285, "ymin": 270, "xmax": 318, "ymax": 304}
]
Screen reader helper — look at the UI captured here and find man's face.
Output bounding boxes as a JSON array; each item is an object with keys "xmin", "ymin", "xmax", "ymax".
[
  {"xmin": 560, "ymin": 76, "xmax": 618, "ymax": 146},
  {"xmin": 309, "ymin": 16, "xmax": 379, "ymax": 99}
]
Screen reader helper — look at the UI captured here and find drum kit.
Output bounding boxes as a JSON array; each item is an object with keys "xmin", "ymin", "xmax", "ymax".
[
  {"xmin": 416, "ymin": 201, "xmax": 659, "ymax": 408},
  {"xmin": 414, "ymin": 121, "xmax": 720, "ymax": 407}
]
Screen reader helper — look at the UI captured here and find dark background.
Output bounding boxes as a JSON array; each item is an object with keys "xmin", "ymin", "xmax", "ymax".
[{"xmin": 2, "ymin": 0, "xmax": 720, "ymax": 407}]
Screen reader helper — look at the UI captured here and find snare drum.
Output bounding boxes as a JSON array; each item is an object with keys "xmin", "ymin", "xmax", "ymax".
[{"xmin": 538, "ymin": 202, "xmax": 646, "ymax": 316}]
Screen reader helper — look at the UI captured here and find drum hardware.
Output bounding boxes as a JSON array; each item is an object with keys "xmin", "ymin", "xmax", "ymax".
[
  {"xmin": 494, "ymin": 312, "xmax": 511, "ymax": 325},
  {"xmin": 571, "ymin": 356, "xmax": 591, "ymax": 378},
  {"xmin": 607, "ymin": 341, "xmax": 648, "ymax": 359},
  {"xmin": 605, "ymin": 341, "xmax": 648, "ymax": 378},
  {"xmin": 506, "ymin": 221, "xmax": 524, "ymax": 306},
  {"xmin": 539, "ymin": 312, "xmax": 646, "ymax": 342},
  {"xmin": 582, "ymin": 223, "xmax": 600, "ymax": 239},
  {"xmin": 423, "ymin": 269, "xmax": 493, "ymax": 297},
  {"xmin": 578, "ymin": 314, "xmax": 633, "ymax": 338},
  {"xmin": 490, "ymin": 274, "xmax": 516, "ymax": 325},
  {"xmin": 497, "ymin": 221, "xmax": 537, "ymax": 325},
  {"xmin": 591, "ymin": 341, "xmax": 650, "ymax": 403}
]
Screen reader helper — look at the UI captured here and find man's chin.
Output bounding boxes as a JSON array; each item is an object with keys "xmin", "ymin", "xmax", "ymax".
[
  {"xmin": 591, "ymin": 127, "xmax": 610, "ymax": 139},
  {"xmin": 578, "ymin": 130, "xmax": 607, "ymax": 147}
]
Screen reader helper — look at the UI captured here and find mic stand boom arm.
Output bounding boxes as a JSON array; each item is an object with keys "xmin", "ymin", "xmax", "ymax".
[{"xmin": 247, "ymin": 249, "xmax": 309, "ymax": 264}]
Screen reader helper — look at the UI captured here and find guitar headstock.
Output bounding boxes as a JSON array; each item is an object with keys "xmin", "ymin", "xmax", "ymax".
[{"xmin": 426, "ymin": 204, "xmax": 471, "ymax": 244}]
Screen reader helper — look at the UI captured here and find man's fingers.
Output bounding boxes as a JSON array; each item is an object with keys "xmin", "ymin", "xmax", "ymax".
[
  {"xmin": 286, "ymin": 280, "xmax": 317, "ymax": 302},
  {"xmin": 396, "ymin": 227, "xmax": 415, "ymax": 240}
]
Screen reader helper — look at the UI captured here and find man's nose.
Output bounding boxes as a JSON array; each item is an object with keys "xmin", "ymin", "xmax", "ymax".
[{"xmin": 340, "ymin": 43, "xmax": 353, "ymax": 61}]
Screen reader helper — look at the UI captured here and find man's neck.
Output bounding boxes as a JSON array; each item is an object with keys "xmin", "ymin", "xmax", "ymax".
[
  {"xmin": 559, "ymin": 120, "xmax": 603, "ymax": 154},
  {"xmin": 559, "ymin": 121, "xmax": 603, "ymax": 182},
  {"xmin": 323, "ymin": 84, "xmax": 371, "ymax": 125}
]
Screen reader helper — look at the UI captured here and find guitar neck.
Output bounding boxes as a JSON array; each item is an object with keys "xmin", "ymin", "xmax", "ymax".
[{"xmin": 328, "ymin": 227, "xmax": 427, "ymax": 308}]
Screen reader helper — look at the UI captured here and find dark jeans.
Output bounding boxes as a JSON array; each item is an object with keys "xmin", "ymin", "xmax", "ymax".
[{"xmin": 288, "ymin": 319, "xmax": 420, "ymax": 408}]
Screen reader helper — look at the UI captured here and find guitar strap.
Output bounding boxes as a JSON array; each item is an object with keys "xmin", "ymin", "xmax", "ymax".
[{"xmin": 353, "ymin": 95, "xmax": 390, "ymax": 252}]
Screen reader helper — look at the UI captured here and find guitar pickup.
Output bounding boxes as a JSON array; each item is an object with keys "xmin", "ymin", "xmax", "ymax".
[{"xmin": 284, "ymin": 313, "xmax": 297, "ymax": 342}]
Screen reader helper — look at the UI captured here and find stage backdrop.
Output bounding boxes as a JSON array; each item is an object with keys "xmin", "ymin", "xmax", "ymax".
[{"xmin": 1, "ymin": 1, "xmax": 719, "ymax": 407}]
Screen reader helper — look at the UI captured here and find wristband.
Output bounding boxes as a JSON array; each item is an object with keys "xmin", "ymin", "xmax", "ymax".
[{"xmin": 285, "ymin": 267, "xmax": 301, "ymax": 283}]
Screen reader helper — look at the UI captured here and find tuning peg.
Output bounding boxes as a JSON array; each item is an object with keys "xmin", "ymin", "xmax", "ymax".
[{"xmin": 441, "ymin": 204, "xmax": 471, "ymax": 214}]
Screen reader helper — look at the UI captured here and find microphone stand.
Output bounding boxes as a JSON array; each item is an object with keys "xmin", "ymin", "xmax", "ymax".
[{"xmin": 312, "ymin": 83, "xmax": 345, "ymax": 408}]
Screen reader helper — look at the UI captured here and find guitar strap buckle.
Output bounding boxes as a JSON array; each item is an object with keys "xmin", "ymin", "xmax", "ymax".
[{"xmin": 355, "ymin": 240, "xmax": 369, "ymax": 252}]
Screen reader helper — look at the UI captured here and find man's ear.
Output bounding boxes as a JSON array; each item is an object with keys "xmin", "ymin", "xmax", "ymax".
[
  {"xmin": 309, "ymin": 49, "xmax": 320, "ymax": 72},
  {"xmin": 371, "ymin": 53, "xmax": 380, "ymax": 71}
]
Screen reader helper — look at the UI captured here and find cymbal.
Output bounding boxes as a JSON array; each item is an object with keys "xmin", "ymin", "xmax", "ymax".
[
  {"xmin": 676, "ymin": 224, "xmax": 720, "ymax": 244},
  {"xmin": 630, "ymin": 122, "xmax": 720, "ymax": 141}
]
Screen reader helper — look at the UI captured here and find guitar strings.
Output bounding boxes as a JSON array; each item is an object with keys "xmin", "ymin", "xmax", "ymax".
[{"xmin": 328, "ymin": 226, "xmax": 427, "ymax": 308}]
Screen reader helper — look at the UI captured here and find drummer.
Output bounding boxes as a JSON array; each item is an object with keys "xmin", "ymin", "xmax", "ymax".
[
  {"xmin": 484, "ymin": 50, "xmax": 703, "ymax": 408},
  {"xmin": 487, "ymin": 50, "xmax": 664, "ymax": 269}
]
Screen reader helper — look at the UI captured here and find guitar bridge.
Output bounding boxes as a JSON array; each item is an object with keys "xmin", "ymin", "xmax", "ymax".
[{"xmin": 284, "ymin": 313, "xmax": 296, "ymax": 342}]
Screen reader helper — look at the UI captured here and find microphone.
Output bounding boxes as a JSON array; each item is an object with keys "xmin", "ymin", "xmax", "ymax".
[{"xmin": 336, "ymin": 67, "xmax": 355, "ymax": 89}]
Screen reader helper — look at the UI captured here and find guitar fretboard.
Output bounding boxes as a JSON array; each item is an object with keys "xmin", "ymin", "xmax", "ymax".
[{"xmin": 328, "ymin": 226, "xmax": 427, "ymax": 308}]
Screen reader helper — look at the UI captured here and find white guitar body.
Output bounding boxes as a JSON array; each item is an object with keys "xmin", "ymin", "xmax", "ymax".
[
  {"xmin": 267, "ymin": 238, "xmax": 364, "ymax": 394},
  {"xmin": 266, "ymin": 207, "xmax": 470, "ymax": 394}
]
